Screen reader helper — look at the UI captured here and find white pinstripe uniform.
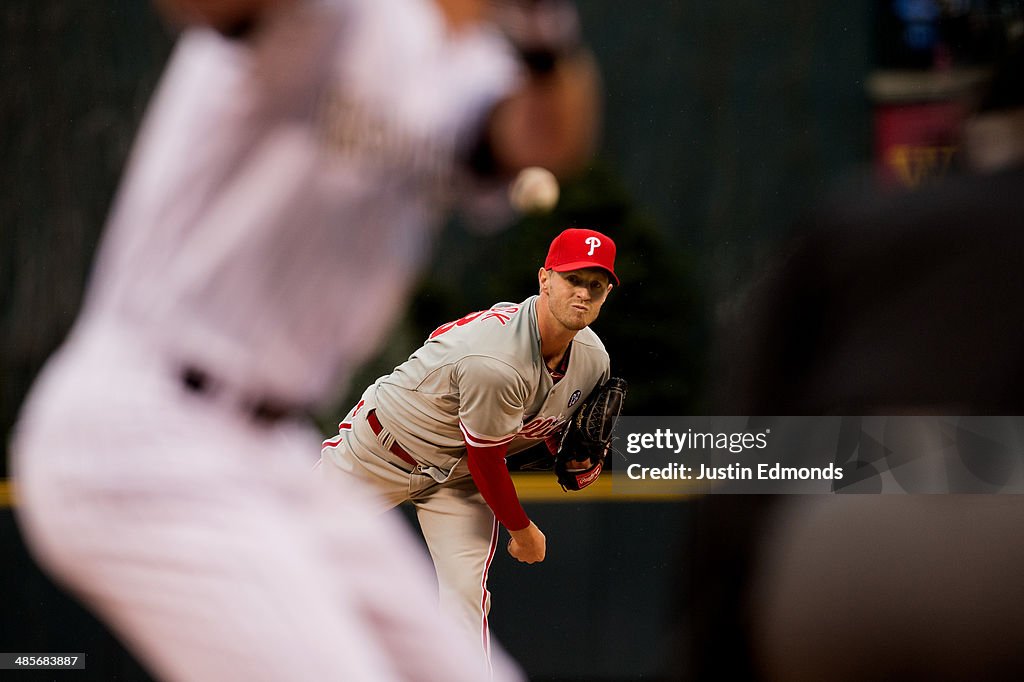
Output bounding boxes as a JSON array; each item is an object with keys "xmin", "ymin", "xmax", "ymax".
[
  {"xmin": 11, "ymin": 1, "xmax": 525, "ymax": 680},
  {"xmin": 321, "ymin": 294, "xmax": 610, "ymax": 661}
]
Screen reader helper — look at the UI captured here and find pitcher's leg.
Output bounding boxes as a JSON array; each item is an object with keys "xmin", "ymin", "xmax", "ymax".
[{"xmin": 413, "ymin": 483, "xmax": 500, "ymax": 663}]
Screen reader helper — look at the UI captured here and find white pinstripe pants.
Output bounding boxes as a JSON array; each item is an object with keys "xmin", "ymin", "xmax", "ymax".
[{"xmin": 12, "ymin": 322, "xmax": 518, "ymax": 682}]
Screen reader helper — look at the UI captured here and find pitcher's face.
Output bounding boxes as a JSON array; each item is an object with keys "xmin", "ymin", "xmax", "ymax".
[{"xmin": 539, "ymin": 267, "xmax": 612, "ymax": 331}]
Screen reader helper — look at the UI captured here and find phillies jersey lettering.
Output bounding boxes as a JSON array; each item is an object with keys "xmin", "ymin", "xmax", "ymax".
[
  {"xmin": 370, "ymin": 296, "xmax": 610, "ymax": 467},
  {"xmin": 518, "ymin": 415, "xmax": 564, "ymax": 439}
]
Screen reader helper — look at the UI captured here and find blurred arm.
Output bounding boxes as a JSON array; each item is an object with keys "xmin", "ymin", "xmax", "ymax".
[
  {"xmin": 463, "ymin": 0, "xmax": 602, "ymax": 178},
  {"xmin": 489, "ymin": 48, "xmax": 601, "ymax": 177}
]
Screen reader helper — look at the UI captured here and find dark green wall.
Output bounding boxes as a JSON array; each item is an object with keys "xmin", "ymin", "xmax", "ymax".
[{"xmin": 582, "ymin": 1, "xmax": 872, "ymax": 298}]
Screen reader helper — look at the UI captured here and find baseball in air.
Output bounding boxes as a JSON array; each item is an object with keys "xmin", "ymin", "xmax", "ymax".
[{"xmin": 509, "ymin": 166, "xmax": 560, "ymax": 214}]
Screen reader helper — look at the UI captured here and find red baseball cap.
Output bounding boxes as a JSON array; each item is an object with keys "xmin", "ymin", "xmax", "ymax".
[{"xmin": 543, "ymin": 228, "xmax": 619, "ymax": 285}]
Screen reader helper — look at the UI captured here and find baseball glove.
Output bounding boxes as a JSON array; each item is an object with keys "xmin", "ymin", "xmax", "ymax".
[{"xmin": 555, "ymin": 376, "xmax": 627, "ymax": 491}]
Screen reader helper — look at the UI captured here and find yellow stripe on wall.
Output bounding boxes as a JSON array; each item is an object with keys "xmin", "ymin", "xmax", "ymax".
[
  {"xmin": 0, "ymin": 479, "xmax": 13, "ymax": 509},
  {"xmin": 511, "ymin": 472, "xmax": 695, "ymax": 502}
]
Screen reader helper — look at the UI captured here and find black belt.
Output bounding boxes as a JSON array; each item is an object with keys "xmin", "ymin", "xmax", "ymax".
[
  {"xmin": 180, "ymin": 366, "xmax": 304, "ymax": 426},
  {"xmin": 366, "ymin": 410, "xmax": 418, "ymax": 467}
]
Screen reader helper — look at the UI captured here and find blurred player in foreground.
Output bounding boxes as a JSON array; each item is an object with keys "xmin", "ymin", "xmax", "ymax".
[
  {"xmin": 321, "ymin": 227, "xmax": 619, "ymax": 666},
  {"xmin": 9, "ymin": 0, "xmax": 599, "ymax": 680}
]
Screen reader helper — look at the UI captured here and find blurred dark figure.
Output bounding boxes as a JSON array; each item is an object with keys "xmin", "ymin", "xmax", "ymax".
[
  {"xmin": 722, "ymin": 40, "xmax": 1024, "ymax": 416},
  {"xmin": 720, "ymin": 169, "xmax": 1024, "ymax": 416},
  {"xmin": 681, "ymin": 42, "xmax": 1024, "ymax": 682}
]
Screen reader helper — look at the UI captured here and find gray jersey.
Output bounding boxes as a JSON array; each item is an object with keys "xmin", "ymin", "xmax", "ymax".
[{"xmin": 370, "ymin": 295, "xmax": 610, "ymax": 466}]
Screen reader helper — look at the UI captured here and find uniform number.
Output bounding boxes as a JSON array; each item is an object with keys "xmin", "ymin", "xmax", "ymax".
[{"xmin": 429, "ymin": 306, "xmax": 520, "ymax": 338}]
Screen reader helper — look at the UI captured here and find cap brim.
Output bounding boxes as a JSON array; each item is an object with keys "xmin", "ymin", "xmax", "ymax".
[{"xmin": 550, "ymin": 261, "xmax": 620, "ymax": 286}]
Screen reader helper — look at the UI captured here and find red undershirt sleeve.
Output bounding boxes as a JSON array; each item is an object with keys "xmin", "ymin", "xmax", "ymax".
[{"xmin": 465, "ymin": 440, "xmax": 530, "ymax": 531}]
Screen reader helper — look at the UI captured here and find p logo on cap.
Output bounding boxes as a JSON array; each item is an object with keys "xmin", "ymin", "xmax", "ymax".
[{"xmin": 544, "ymin": 228, "xmax": 619, "ymax": 285}]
